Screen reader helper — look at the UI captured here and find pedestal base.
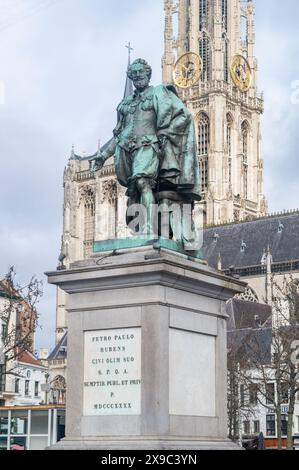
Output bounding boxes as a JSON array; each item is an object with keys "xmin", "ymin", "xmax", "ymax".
[
  {"xmin": 47, "ymin": 244, "xmax": 245, "ymax": 451},
  {"xmin": 50, "ymin": 436, "xmax": 240, "ymax": 451}
]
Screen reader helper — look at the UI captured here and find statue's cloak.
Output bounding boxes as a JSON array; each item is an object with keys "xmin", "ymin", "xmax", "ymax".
[
  {"xmin": 153, "ymin": 84, "xmax": 201, "ymax": 201},
  {"xmin": 100, "ymin": 84, "xmax": 202, "ymax": 202}
]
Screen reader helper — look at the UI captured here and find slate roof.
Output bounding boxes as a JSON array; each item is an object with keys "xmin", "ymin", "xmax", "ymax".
[
  {"xmin": 48, "ymin": 332, "xmax": 67, "ymax": 361},
  {"xmin": 228, "ymin": 327, "xmax": 273, "ymax": 365},
  {"xmin": 227, "ymin": 298, "xmax": 272, "ymax": 331},
  {"xmin": 203, "ymin": 211, "xmax": 299, "ymax": 271}
]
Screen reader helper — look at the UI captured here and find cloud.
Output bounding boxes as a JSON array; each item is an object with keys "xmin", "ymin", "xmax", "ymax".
[
  {"xmin": 0, "ymin": 0, "xmax": 298, "ymax": 351},
  {"xmin": 255, "ymin": 4, "xmax": 299, "ymax": 212}
]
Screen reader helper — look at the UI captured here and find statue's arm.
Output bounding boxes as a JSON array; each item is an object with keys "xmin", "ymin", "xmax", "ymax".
[
  {"xmin": 90, "ymin": 139, "xmax": 116, "ymax": 172},
  {"xmin": 101, "ymin": 138, "xmax": 117, "ymax": 161},
  {"xmin": 91, "ymin": 111, "xmax": 123, "ymax": 172}
]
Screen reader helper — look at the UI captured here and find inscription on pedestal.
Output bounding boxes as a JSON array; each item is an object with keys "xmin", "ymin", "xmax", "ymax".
[{"xmin": 83, "ymin": 328, "xmax": 141, "ymax": 416}]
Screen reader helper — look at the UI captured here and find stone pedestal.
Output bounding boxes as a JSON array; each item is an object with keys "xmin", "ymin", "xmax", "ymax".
[{"xmin": 46, "ymin": 245, "xmax": 245, "ymax": 450}]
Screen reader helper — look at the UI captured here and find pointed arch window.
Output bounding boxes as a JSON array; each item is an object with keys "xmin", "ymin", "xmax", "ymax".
[
  {"xmin": 226, "ymin": 114, "xmax": 233, "ymax": 186},
  {"xmin": 241, "ymin": 121, "xmax": 249, "ymax": 199},
  {"xmin": 227, "ymin": 114, "xmax": 233, "ymax": 157},
  {"xmin": 241, "ymin": 121, "xmax": 249, "ymax": 164},
  {"xmin": 222, "ymin": 0, "xmax": 228, "ymax": 31},
  {"xmin": 81, "ymin": 187, "xmax": 95, "ymax": 258},
  {"xmin": 199, "ymin": 0, "xmax": 209, "ymax": 31},
  {"xmin": 186, "ymin": 0, "xmax": 191, "ymax": 50},
  {"xmin": 224, "ymin": 40, "xmax": 229, "ymax": 82},
  {"xmin": 198, "ymin": 113, "xmax": 210, "ymax": 193},
  {"xmin": 199, "ymin": 33, "xmax": 211, "ymax": 81}
]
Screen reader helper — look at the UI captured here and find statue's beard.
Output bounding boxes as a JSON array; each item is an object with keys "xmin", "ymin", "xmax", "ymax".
[{"xmin": 134, "ymin": 78, "xmax": 149, "ymax": 91}]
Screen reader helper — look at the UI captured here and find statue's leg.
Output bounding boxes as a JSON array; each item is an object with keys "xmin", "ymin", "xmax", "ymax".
[
  {"xmin": 132, "ymin": 146, "xmax": 159, "ymax": 236},
  {"xmin": 159, "ymin": 198, "xmax": 172, "ymax": 240},
  {"xmin": 136, "ymin": 177, "xmax": 156, "ymax": 236}
]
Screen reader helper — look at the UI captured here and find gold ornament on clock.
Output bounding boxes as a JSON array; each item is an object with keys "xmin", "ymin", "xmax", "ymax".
[
  {"xmin": 173, "ymin": 52, "xmax": 203, "ymax": 89},
  {"xmin": 230, "ymin": 55, "xmax": 252, "ymax": 92}
]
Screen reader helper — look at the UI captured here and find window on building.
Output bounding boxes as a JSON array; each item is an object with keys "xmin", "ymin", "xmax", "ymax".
[
  {"xmin": 281, "ymin": 415, "xmax": 288, "ymax": 437},
  {"xmin": 198, "ymin": 113, "xmax": 210, "ymax": 194},
  {"xmin": 15, "ymin": 379, "xmax": 20, "ymax": 394},
  {"xmin": 185, "ymin": 0, "xmax": 191, "ymax": 50},
  {"xmin": 199, "ymin": 0, "xmax": 208, "ymax": 31},
  {"xmin": 198, "ymin": 113, "xmax": 210, "ymax": 157},
  {"xmin": 281, "ymin": 383, "xmax": 289, "ymax": 404},
  {"xmin": 199, "ymin": 33, "xmax": 211, "ymax": 81},
  {"xmin": 227, "ymin": 114, "xmax": 233, "ymax": 157},
  {"xmin": 25, "ymin": 380, "xmax": 30, "ymax": 397},
  {"xmin": 82, "ymin": 187, "xmax": 95, "ymax": 259},
  {"xmin": 266, "ymin": 383, "xmax": 275, "ymax": 404},
  {"xmin": 253, "ymin": 420, "xmax": 260, "ymax": 434},
  {"xmin": 249, "ymin": 384, "xmax": 258, "ymax": 405},
  {"xmin": 222, "ymin": 0, "xmax": 228, "ymax": 31},
  {"xmin": 243, "ymin": 420, "xmax": 250, "ymax": 435},
  {"xmin": 243, "ymin": 167, "xmax": 248, "ymax": 199},
  {"xmin": 241, "ymin": 121, "xmax": 249, "ymax": 199},
  {"xmin": 241, "ymin": 121, "xmax": 249, "ymax": 164},
  {"xmin": 0, "ymin": 365, "xmax": 5, "ymax": 393},
  {"xmin": 1, "ymin": 320, "xmax": 8, "ymax": 342},
  {"xmin": 266, "ymin": 415, "xmax": 276, "ymax": 437},
  {"xmin": 224, "ymin": 40, "xmax": 229, "ymax": 82},
  {"xmin": 241, "ymin": 14, "xmax": 248, "ymax": 45},
  {"xmin": 226, "ymin": 114, "xmax": 233, "ymax": 186},
  {"xmin": 34, "ymin": 382, "xmax": 39, "ymax": 398},
  {"xmin": 0, "ymin": 410, "xmax": 9, "ymax": 435}
]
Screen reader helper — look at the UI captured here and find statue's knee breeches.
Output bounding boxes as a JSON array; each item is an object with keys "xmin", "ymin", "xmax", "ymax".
[{"xmin": 132, "ymin": 146, "xmax": 159, "ymax": 182}]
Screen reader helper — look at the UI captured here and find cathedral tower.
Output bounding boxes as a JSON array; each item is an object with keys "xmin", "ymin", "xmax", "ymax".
[
  {"xmin": 53, "ymin": 0, "xmax": 268, "ymax": 345},
  {"xmin": 162, "ymin": 0, "xmax": 267, "ymax": 225}
]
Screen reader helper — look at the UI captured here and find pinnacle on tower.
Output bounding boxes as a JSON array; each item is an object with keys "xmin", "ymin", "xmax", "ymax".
[
  {"xmin": 162, "ymin": 0, "xmax": 267, "ymax": 226},
  {"xmin": 124, "ymin": 42, "xmax": 134, "ymax": 98}
]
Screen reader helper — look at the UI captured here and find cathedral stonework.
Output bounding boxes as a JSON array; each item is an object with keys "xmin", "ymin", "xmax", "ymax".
[
  {"xmin": 54, "ymin": 0, "xmax": 269, "ymax": 344},
  {"xmin": 162, "ymin": 0, "xmax": 267, "ymax": 225}
]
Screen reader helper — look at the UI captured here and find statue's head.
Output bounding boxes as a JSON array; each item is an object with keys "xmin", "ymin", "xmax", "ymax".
[{"xmin": 127, "ymin": 59, "xmax": 152, "ymax": 92}]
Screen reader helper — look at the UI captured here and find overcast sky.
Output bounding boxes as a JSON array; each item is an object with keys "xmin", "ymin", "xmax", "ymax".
[{"xmin": 0, "ymin": 0, "xmax": 298, "ymax": 352}]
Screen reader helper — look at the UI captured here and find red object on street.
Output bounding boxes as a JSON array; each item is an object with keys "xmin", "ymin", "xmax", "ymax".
[{"xmin": 11, "ymin": 444, "xmax": 25, "ymax": 451}]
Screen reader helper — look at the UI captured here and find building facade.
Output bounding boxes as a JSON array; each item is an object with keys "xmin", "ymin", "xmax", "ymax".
[
  {"xmin": 53, "ymin": 0, "xmax": 268, "ymax": 346},
  {"xmin": 48, "ymin": 2, "xmax": 299, "ymax": 448},
  {"xmin": 0, "ymin": 405, "xmax": 65, "ymax": 450},
  {"xmin": 228, "ymin": 298, "xmax": 299, "ymax": 449},
  {"xmin": 0, "ymin": 280, "xmax": 48, "ymax": 407},
  {"xmin": 163, "ymin": 0, "xmax": 267, "ymax": 225}
]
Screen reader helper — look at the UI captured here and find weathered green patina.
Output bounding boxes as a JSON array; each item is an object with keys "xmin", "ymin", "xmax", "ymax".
[
  {"xmin": 91, "ymin": 58, "xmax": 201, "ymax": 250},
  {"xmin": 94, "ymin": 237, "xmax": 203, "ymax": 261}
]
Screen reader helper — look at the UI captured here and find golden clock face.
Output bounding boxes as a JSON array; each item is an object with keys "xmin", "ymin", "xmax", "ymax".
[
  {"xmin": 230, "ymin": 55, "xmax": 252, "ymax": 92},
  {"xmin": 173, "ymin": 52, "xmax": 203, "ymax": 89}
]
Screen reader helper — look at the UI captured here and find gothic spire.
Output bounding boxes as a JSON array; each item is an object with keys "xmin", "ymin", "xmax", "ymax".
[
  {"xmin": 162, "ymin": 0, "xmax": 175, "ymax": 83},
  {"xmin": 123, "ymin": 42, "xmax": 134, "ymax": 98}
]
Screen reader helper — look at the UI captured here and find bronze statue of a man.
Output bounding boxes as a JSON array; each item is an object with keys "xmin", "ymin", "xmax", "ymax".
[{"xmin": 93, "ymin": 58, "xmax": 201, "ymax": 236}]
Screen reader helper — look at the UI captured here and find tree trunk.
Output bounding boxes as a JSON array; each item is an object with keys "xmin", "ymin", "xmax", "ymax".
[
  {"xmin": 276, "ymin": 409, "xmax": 282, "ymax": 450},
  {"xmin": 287, "ymin": 408, "xmax": 294, "ymax": 450},
  {"xmin": 276, "ymin": 380, "xmax": 283, "ymax": 450},
  {"xmin": 287, "ymin": 367, "xmax": 297, "ymax": 450}
]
